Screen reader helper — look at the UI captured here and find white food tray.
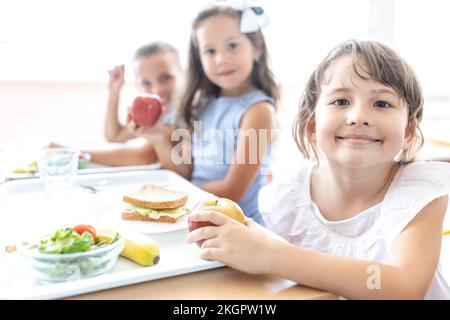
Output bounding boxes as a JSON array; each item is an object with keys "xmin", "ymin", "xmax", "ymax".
[
  {"xmin": 0, "ymin": 169, "xmax": 223, "ymax": 299},
  {"xmin": 1, "ymin": 230, "xmax": 223, "ymax": 300},
  {"xmin": 2, "ymin": 163, "xmax": 161, "ymax": 182}
]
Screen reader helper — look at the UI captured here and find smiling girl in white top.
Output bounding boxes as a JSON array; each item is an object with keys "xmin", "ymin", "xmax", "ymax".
[{"xmin": 187, "ymin": 39, "xmax": 450, "ymax": 299}]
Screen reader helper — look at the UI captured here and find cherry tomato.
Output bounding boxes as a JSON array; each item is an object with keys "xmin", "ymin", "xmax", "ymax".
[{"xmin": 73, "ymin": 224, "xmax": 97, "ymax": 239}]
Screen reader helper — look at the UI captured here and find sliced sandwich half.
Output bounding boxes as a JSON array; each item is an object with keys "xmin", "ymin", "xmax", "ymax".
[{"xmin": 122, "ymin": 184, "xmax": 189, "ymax": 223}]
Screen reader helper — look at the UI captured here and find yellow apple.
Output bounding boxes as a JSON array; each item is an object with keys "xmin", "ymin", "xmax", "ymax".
[
  {"xmin": 200, "ymin": 198, "xmax": 247, "ymax": 225},
  {"xmin": 188, "ymin": 198, "xmax": 247, "ymax": 246}
]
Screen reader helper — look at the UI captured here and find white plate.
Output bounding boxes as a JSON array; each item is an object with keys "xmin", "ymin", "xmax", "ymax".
[{"xmin": 98, "ymin": 205, "xmax": 188, "ymax": 235}]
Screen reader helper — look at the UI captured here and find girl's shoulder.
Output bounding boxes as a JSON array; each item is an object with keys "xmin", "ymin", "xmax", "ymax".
[
  {"xmin": 380, "ymin": 161, "xmax": 450, "ymax": 246},
  {"xmin": 216, "ymin": 90, "xmax": 274, "ymax": 110},
  {"xmin": 207, "ymin": 90, "xmax": 276, "ymax": 129},
  {"xmin": 398, "ymin": 160, "xmax": 450, "ymax": 180},
  {"xmin": 382, "ymin": 160, "xmax": 450, "ymax": 214},
  {"xmin": 387, "ymin": 161, "xmax": 450, "ymax": 201},
  {"xmin": 241, "ymin": 89, "xmax": 275, "ymax": 107}
]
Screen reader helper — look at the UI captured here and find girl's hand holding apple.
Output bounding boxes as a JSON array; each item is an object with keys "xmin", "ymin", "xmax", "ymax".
[
  {"xmin": 126, "ymin": 94, "xmax": 167, "ymax": 141},
  {"xmin": 129, "ymin": 94, "xmax": 162, "ymax": 128},
  {"xmin": 186, "ymin": 199, "xmax": 277, "ymax": 275}
]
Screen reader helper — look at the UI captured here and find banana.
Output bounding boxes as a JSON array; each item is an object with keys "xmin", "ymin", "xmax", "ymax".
[{"xmin": 120, "ymin": 232, "xmax": 160, "ymax": 266}]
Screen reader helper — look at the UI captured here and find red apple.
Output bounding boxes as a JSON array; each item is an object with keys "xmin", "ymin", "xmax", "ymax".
[
  {"xmin": 188, "ymin": 198, "xmax": 247, "ymax": 246},
  {"xmin": 129, "ymin": 94, "xmax": 162, "ymax": 127}
]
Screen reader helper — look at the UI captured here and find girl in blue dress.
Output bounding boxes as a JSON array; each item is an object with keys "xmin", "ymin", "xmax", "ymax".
[{"xmin": 132, "ymin": 2, "xmax": 280, "ymax": 225}]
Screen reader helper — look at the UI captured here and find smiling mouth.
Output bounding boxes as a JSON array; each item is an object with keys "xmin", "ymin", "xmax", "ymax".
[
  {"xmin": 218, "ymin": 70, "xmax": 235, "ymax": 76},
  {"xmin": 336, "ymin": 136, "xmax": 383, "ymax": 144}
]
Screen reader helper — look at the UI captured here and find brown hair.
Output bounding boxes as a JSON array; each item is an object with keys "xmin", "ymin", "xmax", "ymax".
[
  {"xmin": 175, "ymin": 5, "xmax": 280, "ymax": 129},
  {"xmin": 132, "ymin": 41, "xmax": 181, "ymax": 68},
  {"xmin": 293, "ymin": 39, "xmax": 424, "ymax": 164}
]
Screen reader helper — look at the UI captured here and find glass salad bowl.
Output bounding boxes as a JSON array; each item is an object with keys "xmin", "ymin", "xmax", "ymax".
[{"xmin": 17, "ymin": 227, "xmax": 124, "ymax": 282}]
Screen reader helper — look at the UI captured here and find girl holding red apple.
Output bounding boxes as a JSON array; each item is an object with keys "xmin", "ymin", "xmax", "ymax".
[
  {"xmin": 187, "ymin": 40, "xmax": 450, "ymax": 299},
  {"xmin": 132, "ymin": 2, "xmax": 280, "ymax": 226},
  {"xmin": 105, "ymin": 42, "xmax": 182, "ymax": 142},
  {"xmin": 79, "ymin": 42, "xmax": 183, "ymax": 166}
]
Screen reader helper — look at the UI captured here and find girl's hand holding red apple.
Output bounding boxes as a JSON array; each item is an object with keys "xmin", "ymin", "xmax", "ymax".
[
  {"xmin": 186, "ymin": 208, "xmax": 277, "ymax": 275},
  {"xmin": 126, "ymin": 94, "xmax": 168, "ymax": 141},
  {"xmin": 129, "ymin": 94, "xmax": 162, "ymax": 127},
  {"xmin": 126, "ymin": 117, "xmax": 167, "ymax": 142}
]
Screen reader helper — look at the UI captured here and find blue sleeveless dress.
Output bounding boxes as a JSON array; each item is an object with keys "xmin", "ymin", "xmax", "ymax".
[
  {"xmin": 190, "ymin": 90, "xmax": 275, "ymax": 225},
  {"xmin": 163, "ymin": 107, "xmax": 175, "ymax": 125}
]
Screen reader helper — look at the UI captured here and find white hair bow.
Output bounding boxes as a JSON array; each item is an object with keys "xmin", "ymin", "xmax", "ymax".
[{"xmin": 217, "ymin": 0, "xmax": 270, "ymax": 33}]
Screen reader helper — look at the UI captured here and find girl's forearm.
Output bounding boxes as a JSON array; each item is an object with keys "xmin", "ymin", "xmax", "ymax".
[
  {"xmin": 104, "ymin": 90, "xmax": 134, "ymax": 142},
  {"xmin": 151, "ymin": 135, "xmax": 192, "ymax": 179},
  {"xmin": 88, "ymin": 146, "xmax": 158, "ymax": 167},
  {"xmin": 270, "ymin": 241, "xmax": 425, "ymax": 299}
]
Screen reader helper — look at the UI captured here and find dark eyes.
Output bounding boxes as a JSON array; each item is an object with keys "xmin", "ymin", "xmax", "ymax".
[
  {"xmin": 141, "ymin": 80, "xmax": 151, "ymax": 88},
  {"xmin": 331, "ymin": 99, "xmax": 392, "ymax": 109},
  {"xmin": 203, "ymin": 42, "xmax": 239, "ymax": 56},
  {"xmin": 204, "ymin": 48, "xmax": 215, "ymax": 56},
  {"xmin": 160, "ymin": 74, "xmax": 173, "ymax": 84},
  {"xmin": 228, "ymin": 42, "xmax": 239, "ymax": 50},
  {"xmin": 373, "ymin": 100, "xmax": 392, "ymax": 108},
  {"xmin": 332, "ymin": 99, "xmax": 349, "ymax": 106}
]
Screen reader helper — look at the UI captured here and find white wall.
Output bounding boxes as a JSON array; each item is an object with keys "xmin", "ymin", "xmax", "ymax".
[
  {"xmin": 0, "ymin": 81, "xmax": 112, "ymax": 144},
  {"xmin": 1, "ymin": 0, "xmax": 449, "ymax": 169}
]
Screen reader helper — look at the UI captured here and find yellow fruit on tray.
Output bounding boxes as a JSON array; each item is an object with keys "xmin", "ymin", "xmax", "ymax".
[
  {"xmin": 192, "ymin": 198, "xmax": 247, "ymax": 225},
  {"xmin": 120, "ymin": 232, "xmax": 160, "ymax": 266},
  {"xmin": 188, "ymin": 198, "xmax": 247, "ymax": 247}
]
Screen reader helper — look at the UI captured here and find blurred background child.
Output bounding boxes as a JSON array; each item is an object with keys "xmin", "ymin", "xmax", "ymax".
[
  {"xmin": 132, "ymin": 2, "xmax": 280, "ymax": 225},
  {"xmin": 51, "ymin": 42, "xmax": 183, "ymax": 166},
  {"xmin": 105, "ymin": 41, "xmax": 181, "ymax": 142}
]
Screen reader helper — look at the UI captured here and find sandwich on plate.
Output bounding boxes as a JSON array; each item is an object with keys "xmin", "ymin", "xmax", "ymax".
[{"xmin": 122, "ymin": 184, "xmax": 189, "ymax": 223}]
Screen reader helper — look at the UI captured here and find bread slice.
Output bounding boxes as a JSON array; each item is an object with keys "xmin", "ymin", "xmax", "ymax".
[
  {"xmin": 121, "ymin": 205, "xmax": 189, "ymax": 224},
  {"xmin": 123, "ymin": 184, "xmax": 188, "ymax": 209}
]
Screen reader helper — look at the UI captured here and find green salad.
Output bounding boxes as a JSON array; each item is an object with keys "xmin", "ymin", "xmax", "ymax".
[
  {"xmin": 23, "ymin": 225, "xmax": 123, "ymax": 281},
  {"xmin": 39, "ymin": 226, "xmax": 120, "ymax": 254}
]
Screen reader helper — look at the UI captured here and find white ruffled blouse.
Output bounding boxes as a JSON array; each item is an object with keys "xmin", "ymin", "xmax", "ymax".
[{"xmin": 260, "ymin": 161, "xmax": 450, "ymax": 299}]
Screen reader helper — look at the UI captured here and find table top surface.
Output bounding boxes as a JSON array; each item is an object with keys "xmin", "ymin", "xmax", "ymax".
[{"xmin": 71, "ymin": 266, "xmax": 337, "ymax": 300}]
